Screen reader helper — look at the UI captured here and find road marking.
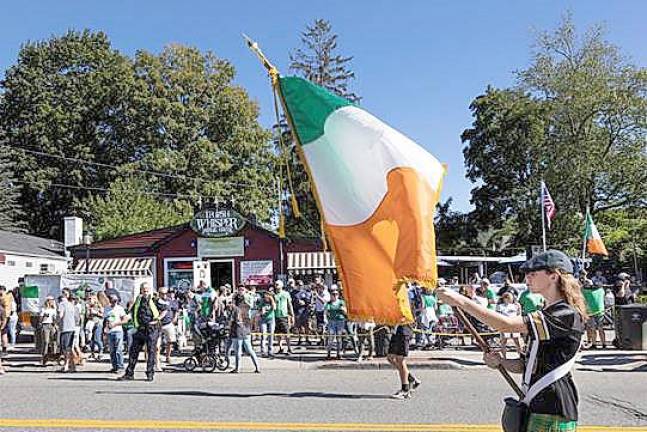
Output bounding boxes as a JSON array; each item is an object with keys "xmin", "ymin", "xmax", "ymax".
[{"xmin": 0, "ymin": 419, "xmax": 645, "ymax": 431}]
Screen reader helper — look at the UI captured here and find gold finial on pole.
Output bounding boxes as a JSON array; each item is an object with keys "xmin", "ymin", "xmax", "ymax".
[{"xmin": 242, "ymin": 33, "xmax": 279, "ymax": 83}]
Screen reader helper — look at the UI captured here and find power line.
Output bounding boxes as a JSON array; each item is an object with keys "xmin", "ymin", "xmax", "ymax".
[
  {"xmin": 4, "ymin": 145, "xmax": 276, "ymax": 191},
  {"xmin": 12, "ymin": 179, "xmax": 252, "ymax": 201}
]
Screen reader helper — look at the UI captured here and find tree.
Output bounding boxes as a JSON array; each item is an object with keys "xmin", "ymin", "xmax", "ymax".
[
  {"xmin": 0, "ymin": 142, "xmax": 26, "ymax": 232},
  {"xmin": 0, "ymin": 30, "xmax": 137, "ymax": 237},
  {"xmin": 284, "ymin": 19, "xmax": 359, "ymax": 237},
  {"xmin": 82, "ymin": 177, "xmax": 193, "ymax": 241},
  {"xmin": 124, "ymin": 44, "xmax": 276, "ymax": 221},
  {"xmin": 517, "ymin": 14, "xmax": 646, "ymax": 246},
  {"xmin": 461, "ymin": 88, "xmax": 550, "ymax": 246},
  {"xmin": 290, "ymin": 19, "xmax": 360, "ymax": 103},
  {"xmin": 461, "ymin": 15, "xmax": 646, "ymax": 254}
]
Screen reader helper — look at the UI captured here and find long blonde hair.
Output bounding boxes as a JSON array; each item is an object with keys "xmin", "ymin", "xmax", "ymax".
[{"xmin": 554, "ymin": 270, "xmax": 589, "ymax": 321}]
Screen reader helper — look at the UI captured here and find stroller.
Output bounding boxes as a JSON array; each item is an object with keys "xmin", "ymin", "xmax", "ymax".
[{"xmin": 184, "ymin": 318, "xmax": 230, "ymax": 372}]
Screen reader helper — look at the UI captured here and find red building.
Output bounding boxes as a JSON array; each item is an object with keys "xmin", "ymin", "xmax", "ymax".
[{"xmin": 70, "ymin": 209, "xmax": 335, "ymax": 289}]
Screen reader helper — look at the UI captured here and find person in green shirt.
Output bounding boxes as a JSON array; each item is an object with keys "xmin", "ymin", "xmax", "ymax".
[
  {"xmin": 580, "ymin": 271, "xmax": 607, "ymax": 349},
  {"xmin": 258, "ymin": 291, "xmax": 276, "ymax": 357},
  {"xmin": 324, "ymin": 288, "xmax": 347, "ymax": 359},
  {"xmin": 273, "ymin": 281, "xmax": 294, "ymax": 355},
  {"xmin": 519, "ymin": 287, "xmax": 544, "ymax": 314},
  {"xmin": 480, "ymin": 279, "xmax": 498, "ymax": 310}
]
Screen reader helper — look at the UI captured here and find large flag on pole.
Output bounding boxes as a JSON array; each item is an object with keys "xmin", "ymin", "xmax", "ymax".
[
  {"xmin": 278, "ymin": 77, "xmax": 445, "ymax": 323},
  {"xmin": 541, "ymin": 181, "xmax": 556, "ymax": 230},
  {"xmin": 584, "ymin": 211, "xmax": 608, "ymax": 256}
]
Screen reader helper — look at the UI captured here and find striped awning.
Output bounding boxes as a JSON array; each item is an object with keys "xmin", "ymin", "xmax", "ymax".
[
  {"xmin": 71, "ymin": 257, "xmax": 153, "ymax": 276},
  {"xmin": 287, "ymin": 252, "xmax": 337, "ymax": 275}
]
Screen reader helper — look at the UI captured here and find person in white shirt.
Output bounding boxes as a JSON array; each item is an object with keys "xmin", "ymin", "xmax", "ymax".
[
  {"xmin": 495, "ymin": 292, "xmax": 523, "ymax": 358},
  {"xmin": 39, "ymin": 297, "xmax": 58, "ymax": 365},
  {"xmin": 105, "ymin": 295, "xmax": 127, "ymax": 373}
]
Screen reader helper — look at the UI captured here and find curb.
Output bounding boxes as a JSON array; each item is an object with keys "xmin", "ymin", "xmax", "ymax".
[{"xmin": 317, "ymin": 360, "xmax": 480, "ymax": 371}]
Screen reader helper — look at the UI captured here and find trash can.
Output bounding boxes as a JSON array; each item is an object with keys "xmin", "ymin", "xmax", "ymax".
[{"xmin": 615, "ymin": 305, "xmax": 647, "ymax": 350}]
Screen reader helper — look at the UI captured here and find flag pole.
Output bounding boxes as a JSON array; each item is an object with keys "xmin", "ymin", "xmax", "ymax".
[
  {"xmin": 540, "ymin": 181, "xmax": 547, "ymax": 252},
  {"xmin": 244, "ymin": 35, "xmax": 358, "ymax": 319},
  {"xmin": 454, "ymin": 308, "xmax": 524, "ymax": 398},
  {"xmin": 581, "ymin": 208, "xmax": 588, "ymax": 260}
]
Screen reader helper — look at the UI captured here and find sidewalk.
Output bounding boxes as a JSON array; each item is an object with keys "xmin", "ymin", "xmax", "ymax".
[{"xmin": 3, "ymin": 343, "xmax": 646, "ymax": 374}]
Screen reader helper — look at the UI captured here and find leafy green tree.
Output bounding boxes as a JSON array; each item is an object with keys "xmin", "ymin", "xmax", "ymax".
[
  {"xmin": 284, "ymin": 19, "xmax": 359, "ymax": 237},
  {"xmin": 0, "ymin": 142, "xmax": 26, "ymax": 232},
  {"xmin": 83, "ymin": 177, "xmax": 193, "ymax": 241},
  {"xmin": 124, "ymin": 44, "xmax": 276, "ymax": 221},
  {"xmin": 461, "ymin": 88, "xmax": 550, "ymax": 246},
  {"xmin": 462, "ymin": 15, "xmax": 646, "ymax": 255},
  {"xmin": 0, "ymin": 30, "xmax": 136, "ymax": 237}
]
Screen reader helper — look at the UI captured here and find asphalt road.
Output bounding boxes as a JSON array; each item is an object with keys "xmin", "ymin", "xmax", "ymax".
[{"xmin": 1, "ymin": 364, "xmax": 647, "ymax": 431}]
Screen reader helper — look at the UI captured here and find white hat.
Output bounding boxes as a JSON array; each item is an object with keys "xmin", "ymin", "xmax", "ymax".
[{"xmin": 275, "ymin": 280, "xmax": 284, "ymax": 288}]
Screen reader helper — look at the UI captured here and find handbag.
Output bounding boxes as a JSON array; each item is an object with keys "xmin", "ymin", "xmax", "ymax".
[{"xmin": 501, "ymin": 338, "xmax": 579, "ymax": 432}]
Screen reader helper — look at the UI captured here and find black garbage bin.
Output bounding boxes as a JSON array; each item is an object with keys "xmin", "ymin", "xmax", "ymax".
[{"xmin": 614, "ymin": 304, "xmax": 647, "ymax": 350}]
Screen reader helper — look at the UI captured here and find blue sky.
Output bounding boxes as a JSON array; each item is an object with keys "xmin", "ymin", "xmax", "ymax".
[{"xmin": 1, "ymin": 1, "xmax": 645, "ymax": 211}]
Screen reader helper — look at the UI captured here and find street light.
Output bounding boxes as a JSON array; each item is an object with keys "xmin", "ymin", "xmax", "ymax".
[{"xmin": 83, "ymin": 233, "xmax": 93, "ymax": 274}]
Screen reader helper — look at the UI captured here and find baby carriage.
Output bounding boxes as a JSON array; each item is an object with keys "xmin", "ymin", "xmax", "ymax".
[{"xmin": 184, "ymin": 318, "xmax": 230, "ymax": 372}]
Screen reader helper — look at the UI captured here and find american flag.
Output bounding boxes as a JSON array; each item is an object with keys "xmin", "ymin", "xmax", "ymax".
[{"xmin": 541, "ymin": 181, "xmax": 556, "ymax": 230}]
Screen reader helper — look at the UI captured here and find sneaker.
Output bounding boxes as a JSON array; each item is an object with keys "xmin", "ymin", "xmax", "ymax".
[
  {"xmin": 146, "ymin": 374, "xmax": 154, "ymax": 382},
  {"xmin": 391, "ymin": 389, "xmax": 411, "ymax": 400},
  {"xmin": 409, "ymin": 377, "xmax": 421, "ymax": 391},
  {"xmin": 118, "ymin": 374, "xmax": 134, "ymax": 381}
]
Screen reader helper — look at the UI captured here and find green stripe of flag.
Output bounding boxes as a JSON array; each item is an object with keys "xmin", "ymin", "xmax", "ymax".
[{"xmin": 279, "ymin": 76, "xmax": 353, "ymax": 144}]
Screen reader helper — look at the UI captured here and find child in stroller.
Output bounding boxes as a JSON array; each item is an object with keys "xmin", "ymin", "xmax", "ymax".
[{"xmin": 184, "ymin": 316, "xmax": 230, "ymax": 372}]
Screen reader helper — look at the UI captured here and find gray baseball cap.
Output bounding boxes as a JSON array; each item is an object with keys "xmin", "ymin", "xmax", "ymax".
[{"xmin": 520, "ymin": 250, "xmax": 573, "ymax": 274}]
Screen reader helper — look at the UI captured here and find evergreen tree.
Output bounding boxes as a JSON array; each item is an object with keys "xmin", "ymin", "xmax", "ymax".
[{"xmin": 0, "ymin": 142, "xmax": 26, "ymax": 232}]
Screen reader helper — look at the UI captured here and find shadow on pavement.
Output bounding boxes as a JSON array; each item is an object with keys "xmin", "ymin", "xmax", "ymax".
[{"xmin": 96, "ymin": 390, "xmax": 390, "ymax": 400}]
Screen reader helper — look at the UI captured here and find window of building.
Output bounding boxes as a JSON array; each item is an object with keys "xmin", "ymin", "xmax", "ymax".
[
  {"xmin": 166, "ymin": 260, "xmax": 194, "ymax": 291},
  {"xmin": 7, "ymin": 261, "xmax": 16, "ymax": 266},
  {"xmin": 26, "ymin": 262, "xmax": 33, "ymax": 268},
  {"xmin": 40, "ymin": 263, "xmax": 51, "ymax": 274}
]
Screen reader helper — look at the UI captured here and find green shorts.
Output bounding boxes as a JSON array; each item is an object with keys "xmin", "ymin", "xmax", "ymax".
[{"xmin": 527, "ymin": 413, "xmax": 577, "ymax": 432}]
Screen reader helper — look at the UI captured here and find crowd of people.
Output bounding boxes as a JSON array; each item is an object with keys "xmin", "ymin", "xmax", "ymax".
[{"xmin": 0, "ymin": 265, "xmax": 642, "ymax": 381}]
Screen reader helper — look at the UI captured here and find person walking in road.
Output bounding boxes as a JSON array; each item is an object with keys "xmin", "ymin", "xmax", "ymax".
[
  {"xmin": 119, "ymin": 282, "xmax": 164, "ymax": 382},
  {"xmin": 437, "ymin": 250, "xmax": 587, "ymax": 432},
  {"xmin": 387, "ymin": 322, "xmax": 421, "ymax": 400},
  {"xmin": 229, "ymin": 293, "xmax": 260, "ymax": 374},
  {"xmin": 39, "ymin": 296, "xmax": 58, "ymax": 365}
]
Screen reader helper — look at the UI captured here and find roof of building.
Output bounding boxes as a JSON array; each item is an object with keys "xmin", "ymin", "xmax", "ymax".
[
  {"xmin": 71, "ymin": 224, "xmax": 189, "ymax": 251},
  {"xmin": 0, "ymin": 230, "xmax": 66, "ymax": 259}
]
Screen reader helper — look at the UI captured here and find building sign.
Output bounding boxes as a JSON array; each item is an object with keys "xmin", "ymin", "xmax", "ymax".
[
  {"xmin": 240, "ymin": 260, "xmax": 273, "ymax": 286},
  {"xmin": 190, "ymin": 208, "xmax": 246, "ymax": 238},
  {"xmin": 198, "ymin": 237, "xmax": 244, "ymax": 257}
]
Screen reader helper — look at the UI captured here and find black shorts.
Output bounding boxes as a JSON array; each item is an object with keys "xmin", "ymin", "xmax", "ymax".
[
  {"xmin": 59, "ymin": 331, "xmax": 75, "ymax": 353},
  {"xmin": 295, "ymin": 311, "xmax": 310, "ymax": 328},
  {"xmin": 315, "ymin": 311, "xmax": 325, "ymax": 328},
  {"xmin": 388, "ymin": 333, "xmax": 410, "ymax": 357},
  {"xmin": 275, "ymin": 317, "xmax": 290, "ymax": 334}
]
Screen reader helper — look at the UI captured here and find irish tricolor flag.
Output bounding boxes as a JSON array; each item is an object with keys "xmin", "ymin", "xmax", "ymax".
[
  {"xmin": 584, "ymin": 211, "xmax": 608, "ymax": 256},
  {"xmin": 278, "ymin": 77, "xmax": 445, "ymax": 323}
]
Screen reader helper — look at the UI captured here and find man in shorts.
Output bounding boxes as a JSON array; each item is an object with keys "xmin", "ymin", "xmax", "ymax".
[
  {"xmin": 386, "ymin": 323, "xmax": 420, "ymax": 399},
  {"xmin": 582, "ymin": 271, "xmax": 607, "ymax": 349},
  {"xmin": 58, "ymin": 288, "xmax": 77, "ymax": 373},
  {"xmin": 156, "ymin": 287, "xmax": 178, "ymax": 364},
  {"xmin": 273, "ymin": 280, "xmax": 294, "ymax": 355}
]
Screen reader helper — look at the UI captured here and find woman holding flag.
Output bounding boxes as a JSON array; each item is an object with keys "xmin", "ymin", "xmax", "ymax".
[{"xmin": 437, "ymin": 250, "xmax": 587, "ymax": 432}]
